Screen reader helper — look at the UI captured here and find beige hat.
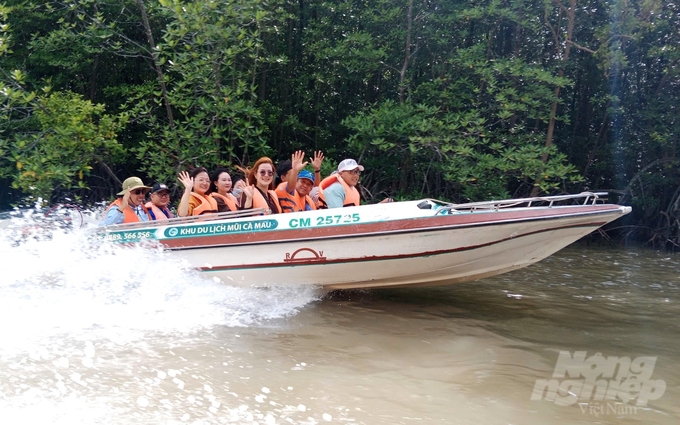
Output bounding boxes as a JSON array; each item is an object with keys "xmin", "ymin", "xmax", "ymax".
[{"xmin": 117, "ymin": 177, "xmax": 151, "ymax": 196}]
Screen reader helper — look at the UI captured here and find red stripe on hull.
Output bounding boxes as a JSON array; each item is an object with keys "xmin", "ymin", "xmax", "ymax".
[{"xmin": 198, "ymin": 221, "xmax": 606, "ymax": 273}]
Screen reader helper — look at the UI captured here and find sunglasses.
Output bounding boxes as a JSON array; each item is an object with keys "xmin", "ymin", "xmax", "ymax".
[
  {"xmin": 346, "ymin": 169, "xmax": 362, "ymax": 175},
  {"xmin": 131, "ymin": 189, "xmax": 146, "ymax": 195},
  {"xmin": 259, "ymin": 170, "xmax": 274, "ymax": 176}
]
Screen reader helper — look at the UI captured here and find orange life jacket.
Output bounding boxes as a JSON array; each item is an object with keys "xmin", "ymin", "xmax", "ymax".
[
  {"xmin": 144, "ymin": 201, "xmax": 174, "ymax": 220},
  {"xmin": 317, "ymin": 174, "xmax": 360, "ymax": 208},
  {"xmin": 210, "ymin": 192, "xmax": 238, "ymax": 212},
  {"xmin": 106, "ymin": 198, "xmax": 150, "ymax": 223},
  {"xmin": 276, "ymin": 184, "xmax": 316, "ymax": 213},
  {"xmin": 189, "ymin": 192, "xmax": 218, "ymax": 215},
  {"xmin": 252, "ymin": 187, "xmax": 282, "ymax": 214}
]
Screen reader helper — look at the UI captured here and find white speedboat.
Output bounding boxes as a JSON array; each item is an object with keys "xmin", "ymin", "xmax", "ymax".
[{"xmin": 99, "ymin": 192, "xmax": 631, "ymax": 289}]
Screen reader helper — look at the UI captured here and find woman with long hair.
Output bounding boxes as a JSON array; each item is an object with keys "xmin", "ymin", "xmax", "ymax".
[{"xmin": 237, "ymin": 157, "xmax": 281, "ymax": 215}]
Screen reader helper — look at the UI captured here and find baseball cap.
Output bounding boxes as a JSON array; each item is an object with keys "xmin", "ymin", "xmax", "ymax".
[
  {"xmin": 151, "ymin": 183, "xmax": 170, "ymax": 194},
  {"xmin": 298, "ymin": 170, "xmax": 314, "ymax": 183},
  {"xmin": 337, "ymin": 159, "xmax": 364, "ymax": 173}
]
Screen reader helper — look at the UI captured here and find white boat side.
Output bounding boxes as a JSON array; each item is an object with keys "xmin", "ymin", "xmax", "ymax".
[{"xmin": 98, "ymin": 193, "xmax": 631, "ymax": 289}]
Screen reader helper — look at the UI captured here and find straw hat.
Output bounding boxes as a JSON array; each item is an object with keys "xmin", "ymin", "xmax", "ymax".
[{"xmin": 117, "ymin": 177, "xmax": 151, "ymax": 195}]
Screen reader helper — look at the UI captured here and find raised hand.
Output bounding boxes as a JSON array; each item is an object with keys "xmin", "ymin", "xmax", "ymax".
[
  {"xmin": 311, "ymin": 151, "xmax": 324, "ymax": 171},
  {"xmin": 178, "ymin": 171, "xmax": 194, "ymax": 192},
  {"xmin": 243, "ymin": 184, "xmax": 255, "ymax": 199},
  {"xmin": 121, "ymin": 188, "xmax": 132, "ymax": 209},
  {"xmin": 234, "ymin": 179, "xmax": 247, "ymax": 191},
  {"xmin": 291, "ymin": 150, "xmax": 308, "ymax": 173}
]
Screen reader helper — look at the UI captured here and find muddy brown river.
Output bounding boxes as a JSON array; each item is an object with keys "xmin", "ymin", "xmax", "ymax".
[{"xmin": 1, "ymin": 218, "xmax": 678, "ymax": 424}]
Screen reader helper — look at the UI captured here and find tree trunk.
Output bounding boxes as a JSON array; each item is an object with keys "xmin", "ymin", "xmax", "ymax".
[
  {"xmin": 583, "ymin": 102, "xmax": 610, "ymax": 179},
  {"xmin": 532, "ymin": 0, "xmax": 576, "ymax": 195},
  {"xmin": 136, "ymin": 0, "xmax": 174, "ymax": 129},
  {"xmin": 544, "ymin": 0, "xmax": 576, "ymax": 153},
  {"xmin": 398, "ymin": 0, "xmax": 414, "ymax": 104},
  {"xmin": 89, "ymin": 55, "xmax": 99, "ymax": 102}
]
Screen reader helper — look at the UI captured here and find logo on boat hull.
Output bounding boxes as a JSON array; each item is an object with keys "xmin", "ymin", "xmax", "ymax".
[{"xmin": 284, "ymin": 248, "xmax": 327, "ymax": 263}]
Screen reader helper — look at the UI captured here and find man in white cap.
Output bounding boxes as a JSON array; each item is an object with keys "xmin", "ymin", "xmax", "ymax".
[
  {"xmin": 318, "ymin": 158, "xmax": 364, "ymax": 208},
  {"xmin": 99, "ymin": 177, "xmax": 152, "ymax": 226}
]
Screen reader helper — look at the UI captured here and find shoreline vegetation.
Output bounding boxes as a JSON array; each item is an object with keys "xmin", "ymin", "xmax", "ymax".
[{"xmin": 0, "ymin": 1, "xmax": 678, "ymax": 250}]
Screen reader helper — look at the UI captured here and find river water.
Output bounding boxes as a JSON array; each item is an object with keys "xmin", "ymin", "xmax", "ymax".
[{"xmin": 0, "ymin": 210, "xmax": 678, "ymax": 424}]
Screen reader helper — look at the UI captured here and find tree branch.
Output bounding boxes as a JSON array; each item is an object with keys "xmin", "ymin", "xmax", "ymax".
[{"xmin": 566, "ymin": 40, "xmax": 596, "ymax": 54}]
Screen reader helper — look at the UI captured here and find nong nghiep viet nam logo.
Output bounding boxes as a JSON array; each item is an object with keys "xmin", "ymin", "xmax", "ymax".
[{"xmin": 531, "ymin": 351, "xmax": 665, "ymax": 408}]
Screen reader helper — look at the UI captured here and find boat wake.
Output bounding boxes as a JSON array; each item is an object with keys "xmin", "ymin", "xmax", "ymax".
[{"xmin": 0, "ymin": 208, "xmax": 322, "ymax": 357}]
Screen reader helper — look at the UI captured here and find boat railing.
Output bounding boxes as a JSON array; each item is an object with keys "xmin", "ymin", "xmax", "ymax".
[
  {"xmin": 100, "ymin": 208, "xmax": 268, "ymax": 231},
  {"xmin": 435, "ymin": 192, "xmax": 609, "ymax": 214}
]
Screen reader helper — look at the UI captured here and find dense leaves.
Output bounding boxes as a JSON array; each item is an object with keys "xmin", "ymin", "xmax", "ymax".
[
  {"xmin": 132, "ymin": 0, "xmax": 276, "ymax": 185},
  {"xmin": 2, "ymin": 91, "xmax": 126, "ymax": 199},
  {"xmin": 0, "ymin": 0, "xmax": 678, "ymax": 247}
]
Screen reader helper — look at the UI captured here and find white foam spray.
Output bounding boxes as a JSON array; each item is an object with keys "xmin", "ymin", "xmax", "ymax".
[{"xmin": 0, "ymin": 208, "xmax": 321, "ymax": 354}]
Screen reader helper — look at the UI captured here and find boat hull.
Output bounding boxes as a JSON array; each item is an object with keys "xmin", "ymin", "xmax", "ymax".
[{"xmin": 100, "ymin": 195, "xmax": 630, "ymax": 289}]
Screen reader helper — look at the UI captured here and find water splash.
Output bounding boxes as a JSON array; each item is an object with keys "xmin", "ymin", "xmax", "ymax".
[{"xmin": 0, "ymin": 208, "xmax": 322, "ymax": 357}]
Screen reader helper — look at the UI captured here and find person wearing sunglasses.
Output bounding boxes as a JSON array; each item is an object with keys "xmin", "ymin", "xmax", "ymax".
[
  {"xmin": 145, "ymin": 183, "xmax": 175, "ymax": 220},
  {"xmin": 317, "ymin": 159, "xmax": 364, "ymax": 209},
  {"xmin": 177, "ymin": 167, "xmax": 219, "ymax": 216},
  {"xmin": 237, "ymin": 157, "xmax": 282, "ymax": 215},
  {"xmin": 99, "ymin": 176, "xmax": 152, "ymax": 226}
]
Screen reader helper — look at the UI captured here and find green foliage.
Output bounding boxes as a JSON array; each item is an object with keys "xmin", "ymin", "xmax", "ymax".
[
  {"xmin": 344, "ymin": 100, "xmax": 581, "ymax": 202},
  {"xmin": 0, "ymin": 0, "xmax": 677, "ymax": 247},
  {"xmin": 129, "ymin": 0, "xmax": 280, "ymax": 184},
  {"xmin": 0, "ymin": 91, "xmax": 126, "ymax": 200}
]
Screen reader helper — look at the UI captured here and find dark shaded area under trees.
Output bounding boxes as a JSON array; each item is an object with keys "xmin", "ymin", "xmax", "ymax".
[{"xmin": 0, "ymin": 0, "xmax": 678, "ymax": 249}]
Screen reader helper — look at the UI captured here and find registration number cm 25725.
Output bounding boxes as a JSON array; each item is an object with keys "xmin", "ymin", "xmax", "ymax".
[{"xmin": 288, "ymin": 213, "xmax": 360, "ymax": 228}]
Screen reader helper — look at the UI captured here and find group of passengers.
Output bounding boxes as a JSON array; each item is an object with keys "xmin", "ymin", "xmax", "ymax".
[{"xmin": 99, "ymin": 151, "xmax": 377, "ymax": 226}]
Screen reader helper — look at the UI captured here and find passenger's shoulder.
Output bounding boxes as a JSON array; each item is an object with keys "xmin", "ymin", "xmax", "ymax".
[{"xmin": 325, "ymin": 181, "xmax": 344, "ymax": 192}]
